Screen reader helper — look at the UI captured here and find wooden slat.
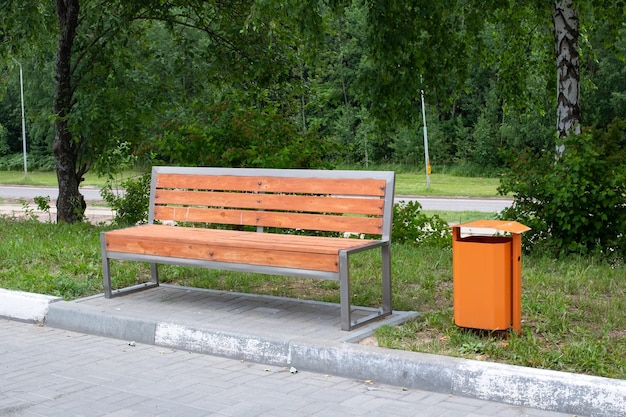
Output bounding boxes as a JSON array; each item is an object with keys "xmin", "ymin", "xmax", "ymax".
[
  {"xmin": 153, "ymin": 207, "xmax": 383, "ymax": 235},
  {"xmin": 154, "ymin": 190, "xmax": 384, "ymax": 216},
  {"xmin": 106, "ymin": 237, "xmax": 339, "ymax": 272},
  {"xmin": 105, "ymin": 231, "xmax": 342, "ymax": 273},
  {"xmin": 156, "ymin": 174, "xmax": 387, "ymax": 197},
  {"xmin": 106, "ymin": 225, "xmax": 376, "ymax": 253}
]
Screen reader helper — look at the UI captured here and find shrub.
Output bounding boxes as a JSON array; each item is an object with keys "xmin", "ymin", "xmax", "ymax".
[
  {"xmin": 100, "ymin": 173, "xmax": 151, "ymax": 226},
  {"xmin": 498, "ymin": 120, "xmax": 626, "ymax": 256},
  {"xmin": 392, "ymin": 200, "xmax": 451, "ymax": 248},
  {"xmin": 0, "ymin": 152, "xmax": 55, "ymax": 171},
  {"xmin": 0, "ymin": 124, "xmax": 9, "ymax": 156},
  {"xmin": 0, "ymin": 153, "xmax": 26, "ymax": 170}
]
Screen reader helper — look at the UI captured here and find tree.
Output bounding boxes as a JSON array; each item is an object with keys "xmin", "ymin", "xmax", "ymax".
[
  {"xmin": 53, "ymin": 0, "xmax": 83, "ymax": 222},
  {"xmin": 1, "ymin": 0, "xmax": 144, "ymax": 222},
  {"xmin": 359, "ymin": 0, "xmax": 624, "ymax": 145},
  {"xmin": 4, "ymin": 0, "xmax": 322, "ymax": 223},
  {"xmin": 3, "ymin": 0, "xmax": 624, "ymax": 224},
  {"xmin": 0, "ymin": 2, "xmax": 57, "ymax": 167},
  {"xmin": 553, "ymin": 0, "xmax": 581, "ymax": 153}
]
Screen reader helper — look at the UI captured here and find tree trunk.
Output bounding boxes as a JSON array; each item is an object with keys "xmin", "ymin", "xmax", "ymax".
[
  {"xmin": 53, "ymin": 0, "xmax": 85, "ymax": 223},
  {"xmin": 553, "ymin": 0, "xmax": 581, "ymax": 154}
]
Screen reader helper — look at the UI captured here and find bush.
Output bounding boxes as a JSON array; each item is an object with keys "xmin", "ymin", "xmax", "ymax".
[
  {"xmin": 0, "ymin": 124, "xmax": 9, "ymax": 156},
  {"xmin": 498, "ymin": 120, "xmax": 626, "ymax": 256},
  {"xmin": 392, "ymin": 200, "xmax": 451, "ymax": 248},
  {"xmin": 0, "ymin": 152, "xmax": 55, "ymax": 171},
  {"xmin": 100, "ymin": 173, "xmax": 151, "ymax": 226},
  {"xmin": 0, "ymin": 153, "xmax": 26, "ymax": 170}
]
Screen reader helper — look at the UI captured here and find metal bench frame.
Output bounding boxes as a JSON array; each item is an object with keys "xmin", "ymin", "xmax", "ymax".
[{"xmin": 101, "ymin": 166, "xmax": 395, "ymax": 330}]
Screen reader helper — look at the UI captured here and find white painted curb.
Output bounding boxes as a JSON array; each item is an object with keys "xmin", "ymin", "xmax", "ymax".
[{"xmin": 0, "ymin": 289, "xmax": 62, "ymax": 322}]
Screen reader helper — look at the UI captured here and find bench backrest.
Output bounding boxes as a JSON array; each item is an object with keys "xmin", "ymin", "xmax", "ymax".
[{"xmin": 148, "ymin": 166, "xmax": 395, "ymax": 240}]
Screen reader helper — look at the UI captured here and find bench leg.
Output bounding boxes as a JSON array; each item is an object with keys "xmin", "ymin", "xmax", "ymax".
[
  {"xmin": 339, "ymin": 252, "xmax": 351, "ymax": 331},
  {"xmin": 101, "ymin": 233, "xmax": 113, "ymax": 299},
  {"xmin": 381, "ymin": 243, "xmax": 392, "ymax": 314},
  {"xmin": 150, "ymin": 263, "xmax": 159, "ymax": 285},
  {"xmin": 102, "ymin": 257, "xmax": 112, "ymax": 299},
  {"xmin": 339, "ymin": 245, "xmax": 393, "ymax": 331}
]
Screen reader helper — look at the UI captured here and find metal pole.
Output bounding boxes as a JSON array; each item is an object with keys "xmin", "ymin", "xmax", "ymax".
[
  {"xmin": 11, "ymin": 57, "xmax": 27, "ymax": 178},
  {"xmin": 420, "ymin": 89, "xmax": 430, "ymax": 188}
]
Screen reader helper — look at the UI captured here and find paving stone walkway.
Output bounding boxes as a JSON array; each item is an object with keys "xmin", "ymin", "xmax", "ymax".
[{"xmin": 0, "ymin": 319, "xmax": 576, "ymax": 417}]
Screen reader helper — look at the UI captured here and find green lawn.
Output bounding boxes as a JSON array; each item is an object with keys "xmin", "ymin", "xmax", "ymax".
[
  {"xmin": 0, "ymin": 171, "xmax": 102, "ymax": 187},
  {"xmin": 396, "ymin": 172, "xmax": 503, "ymax": 197},
  {"xmin": 0, "ymin": 170, "xmax": 136, "ymax": 187}
]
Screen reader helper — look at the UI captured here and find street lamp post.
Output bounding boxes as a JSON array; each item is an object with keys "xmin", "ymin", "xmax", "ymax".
[
  {"xmin": 11, "ymin": 57, "xmax": 27, "ymax": 178},
  {"xmin": 421, "ymin": 89, "xmax": 430, "ymax": 189}
]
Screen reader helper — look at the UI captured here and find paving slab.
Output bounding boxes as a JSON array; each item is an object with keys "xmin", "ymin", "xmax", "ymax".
[
  {"xmin": 42, "ymin": 284, "xmax": 626, "ymax": 417},
  {"xmin": 47, "ymin": 285, "xmax": 412, "ymax": 345},
  {"xmin": 1, "ymin": 318, "xmax": 576, "ymax": 417}
]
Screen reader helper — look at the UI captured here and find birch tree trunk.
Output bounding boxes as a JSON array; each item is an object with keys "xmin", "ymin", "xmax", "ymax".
[
  {"xmin": 553, "ymin": 0, "xmax": 581, "ymax": 154},
  {"xmin": 53, "ymin": 0, "xmax": 85, "ymax": 223}
]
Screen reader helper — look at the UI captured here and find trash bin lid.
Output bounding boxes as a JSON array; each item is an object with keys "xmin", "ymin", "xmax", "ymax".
[{"xmin": 453, "ymin": 220, "xmax": 531, "ymax": 234}]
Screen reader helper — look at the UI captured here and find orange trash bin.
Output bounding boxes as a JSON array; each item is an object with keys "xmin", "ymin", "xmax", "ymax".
[{"xmin": 452, "ymin": 220, "xmax": 530, "ymax": 334}]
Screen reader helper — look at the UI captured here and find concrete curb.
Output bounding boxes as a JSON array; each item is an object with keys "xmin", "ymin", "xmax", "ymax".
[
  {"xmin": 45, "ymin": 300, "xmax": 156, "ymax": 344},
  {"xmin": 44, "ymin": 298, "xmax": 626, "ymax": 417},
  {"xmin": 0, "ymin": 289, "xmax": 62, "ymax": 322},
  {"xmin": 292, "ymin": 340, "xmax": 626, "ymax": 417}
]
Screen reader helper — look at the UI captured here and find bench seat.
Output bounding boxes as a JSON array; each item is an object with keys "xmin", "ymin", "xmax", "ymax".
[{"xmin": 104, "ymin": 224, "xmax": 381, "ymax": 273}]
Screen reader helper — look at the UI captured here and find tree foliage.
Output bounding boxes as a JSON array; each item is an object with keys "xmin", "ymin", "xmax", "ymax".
[
  {"xmin": 142, "ymin": 99, "xmax": 336, "ymax": 169},
  {"xmin": 499, "ymin": 120, "xmax": 626, "ymax": 256},
  {"xmin": 3, "ymin": 0, "xmax": 332, "ymax": 222},
  {"xmin": 361, "ymin": 0, "xmax": 487, "ymax": 124}
]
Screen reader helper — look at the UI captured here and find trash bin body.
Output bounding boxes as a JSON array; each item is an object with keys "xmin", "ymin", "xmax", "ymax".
[{"xmin": 452, "ymin": 221, "xmax": 529, "ymax": 334}]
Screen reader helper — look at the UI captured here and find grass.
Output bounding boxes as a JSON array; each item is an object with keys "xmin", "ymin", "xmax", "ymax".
[
  {"xmin": 374, "ymin": 251, "xmax": 625, "ymax": 379},
  {"xmin": 0, "ymin": 170, "xmax": 139, "ymax": 187},
  {"xmin": 395, "ymin": 173, "xmax": 503, "ymax": 197},
  {"xmin": 0, "ymin": 215, "xmax": 624, "ymax": 380},
  {"xmin": 0, "ymin": 219, "xmax": 104, "ymax": 298}
]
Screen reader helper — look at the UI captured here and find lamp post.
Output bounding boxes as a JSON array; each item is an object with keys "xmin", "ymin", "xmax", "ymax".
[
  {"xmin": 11, "ymin": 57, "xmax": 27, "ymax": 178},
  {"xmin": 421, "ymin": 88, "xmax": 430, "ymax": 189}
]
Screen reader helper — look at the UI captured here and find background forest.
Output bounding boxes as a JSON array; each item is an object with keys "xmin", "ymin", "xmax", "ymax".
[{"xmin": 2, "ymin": 2, "xmax": 624, "ymax": 173}]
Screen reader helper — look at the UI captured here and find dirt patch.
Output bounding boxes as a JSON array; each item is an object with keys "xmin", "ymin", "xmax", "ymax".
[{"xmin": 357, "ymin": 336, "xmax": 379, "ymax": 347}]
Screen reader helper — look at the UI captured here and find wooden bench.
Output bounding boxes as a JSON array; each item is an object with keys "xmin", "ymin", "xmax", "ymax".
[{"xmin": 100, "ymin": 166, "xmax": 395, "ymax": 330}]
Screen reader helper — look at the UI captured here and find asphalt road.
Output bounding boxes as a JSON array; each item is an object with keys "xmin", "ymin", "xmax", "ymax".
[
  {"xmin": 0, "ymin": 185, "xmax": 512, "ymax": 212},
  {"xmin": 0, "ymin": 185, "xmax": 105, "ymax": 201},
  {"xmin": 404, "ymin": 196, "xmax": 511, "ymax": 212}
]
